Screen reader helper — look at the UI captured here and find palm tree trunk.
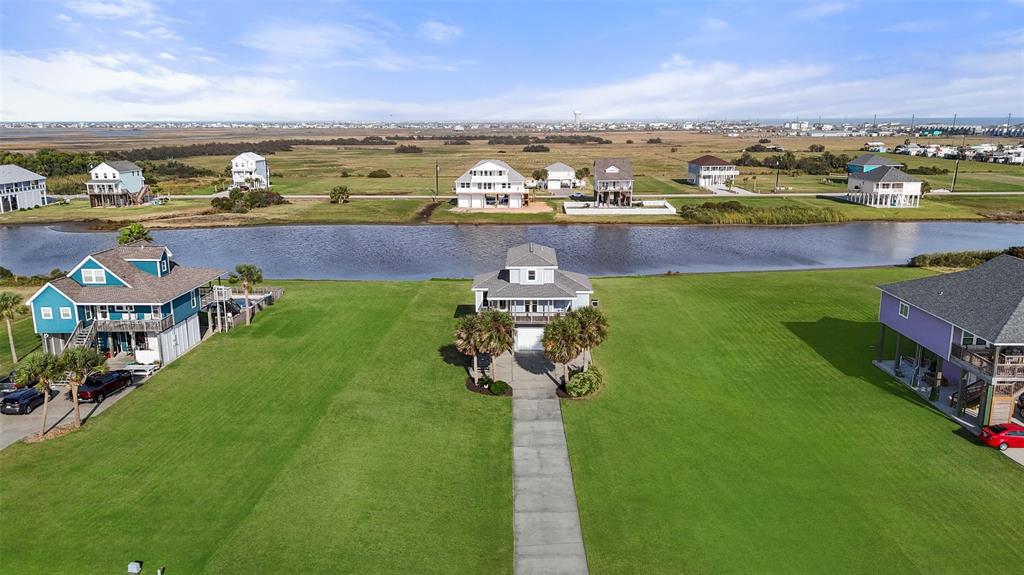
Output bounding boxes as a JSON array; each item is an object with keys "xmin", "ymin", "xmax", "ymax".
[
  {"xmin": 39, "ymin": 384, "xmax": 49, "ymax": 438},
  {"xmin": 563, "ymin": 361, "xmax": 569, "ymax": 386},
  {"xmin": 472, "ymin": 353, "xmax": 479, "ymax": 385},
  {"xmin": 71, "ymin": 382, "xmax": 82, "ymax": 428},
  {"xmin": 244, "ymin": 281, "xmax": 252, "ymax": 326},
  {"xmin": 5, "ymin": 317, "xmax": 16, "ymax": 364}
]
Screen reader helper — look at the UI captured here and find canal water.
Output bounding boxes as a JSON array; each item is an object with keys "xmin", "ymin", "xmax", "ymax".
[{"xmin": 1, "ymin": 222, "xmax": 1021, "ymax": 279}]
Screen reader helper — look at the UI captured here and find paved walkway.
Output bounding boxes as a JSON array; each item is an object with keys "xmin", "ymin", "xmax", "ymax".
[{"xmin": 493, "ymin": 352, "xmax": 589, "ymax": 575}]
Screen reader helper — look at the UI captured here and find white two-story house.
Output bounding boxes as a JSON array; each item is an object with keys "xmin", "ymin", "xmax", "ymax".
[
  {"xmin": 546, "ymin": 162, "xmax": 577, "ymax": 190},
  {"xmin": 231, "ymin": 152, "xmax": 270, "ymax": 189},
  {"xmin": 0, "ymin": 164, "xmax": 47, "ymax": 213},
  {"xmin": 472, "ymin": 243, "xmax": 593, "ymax": 351},
  {"xmin": 593, "ymin": 158, "xmax": 633, "ymax": 206},
  {"xmin": 86, "ymin": 161, "xmax": 147, "ymax": 207},
  {"xmin": 455, "ymin": 160, "xmax": 527, "ymax": 208},
  {"xmin": 686, "ymin": 155, "xmax": 740, "ymax": 188},
  {"xmin": 846, "ymin": 166, "xmax": 923, "ymax": 208}
]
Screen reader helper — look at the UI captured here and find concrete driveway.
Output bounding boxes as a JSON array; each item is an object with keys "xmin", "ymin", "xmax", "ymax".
[
  {"xmin": 0, "ymin": 377, "xmax": 141, "ymax": 450},
  {"xmin": 1004, "ymin": 448, "xmax": 1024, "ymax": 467}
]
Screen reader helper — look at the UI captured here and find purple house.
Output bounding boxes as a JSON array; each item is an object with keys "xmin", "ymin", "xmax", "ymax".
[{"xmin": 876, "ymin": 255, "xmax": 1024, "ymax": 425}]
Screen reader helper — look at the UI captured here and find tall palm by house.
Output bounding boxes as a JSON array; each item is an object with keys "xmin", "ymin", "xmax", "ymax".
[
  {"xmin": 543, "ymin": 315, "xmax": 582, "ymax": 385},
  {"xmin": 0, "ymin": 291, "xmax": 27, "ymax": 365},
  {"xmin": 478, "ymin": 309, "xmax": 515, "ymax": 381},
  {"xmin": 454, "ymin": 314, "xmax": 484, "ymax": 384},
  {"xmin": 571, "ymin": 306, "xmax": 609, "ymax": 369},
  {"xmin": 61, "ymin": 347, "xmax": 107, "ymax": 428},
  {"xmin": 16, "ymin": 354, "xmax": 61, "ymax": 438},
  {"xmin": 231, "ymin": 264, "xmax": 263, "ymax": 326}
]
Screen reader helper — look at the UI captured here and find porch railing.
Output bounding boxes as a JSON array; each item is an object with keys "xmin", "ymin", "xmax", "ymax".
[
  {"xmin": 950, "ymin": 343, "xmax": 994, "ymax": 374},
  {"xmin": 96, "ymin": 315, "xmax": 174, "ymax": 333}
]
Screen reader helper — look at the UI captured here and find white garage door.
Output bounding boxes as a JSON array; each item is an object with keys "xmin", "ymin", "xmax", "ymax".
[{"xmin": 516, "ymin": 327, "xmax": 545, "ymax": 351}]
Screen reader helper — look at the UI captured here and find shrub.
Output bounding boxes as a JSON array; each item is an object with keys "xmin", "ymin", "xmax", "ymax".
[
  {"xmin": 646, "ymin": 138, "xmax": 662, "ymax": 144},
  {"xmin": 394, "ymin": 144, "xmax": 423, "ymax": 154},
  {"xmin": 367, "ymin": 169, "xmax": 391, "ymax": 178},
  {"xmin": 566, "ymin": 366, "xmax": 603, "ymax": 398},
  {"xmin": 444, "ymin": 139, "xmax": 471, "ymax": 145},
  {"xmin": 339, "ymin": 168, "xmax": 351, "ymax": 177},
  {"xmin": 679, "ymin": 201, "xmax": 849, "ymax": 225},
  {"xmin": 1006, "ymin": 246, "xmax": 1024, "ymax": 259},
  {"xmin": 490, "ymin": 380, "xmax": 510, "ymax": 395},
  {"xmin": 0, "ymin": 267, "xmax": 13, "ymax": 280},
  {"xmin": 905, "ymin": 165, "xmax": 949, "ymax": 175},
  {"xmin": 329, "ymin": 185, "xmax": 350, "ymax": 204},
  {"xmin": 523, "ymin": 144, "xmax": 550, "ymax": 152},
  {"xmin": 478, "ymin": 375, "xmax": 494, "ymax": 388},
  {"xmin": 808, "ymin": 144, "xmax": 825, "ymax": 152},
  {"xmin": 758, "ymin": 138, "xmax": 771, "ymax": 144},
  {"xmin": 625, "ymin": 139, "xmax": 634, "ymax": 144},
  {"xmin": 908, "ymin": 250, "xmax": 1002, "ymax": 268}
]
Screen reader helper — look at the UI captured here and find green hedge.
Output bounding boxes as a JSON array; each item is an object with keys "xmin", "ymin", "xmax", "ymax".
[
  {"xmin": 567, "ymin": 366, "xmax": 604, "ymax": 398},
  {"xmin": 908, "ymin": 246, "xmax": 1024, "ymax": 268}
]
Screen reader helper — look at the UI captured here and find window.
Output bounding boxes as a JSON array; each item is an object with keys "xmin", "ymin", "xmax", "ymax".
[
  {"xmin": 40, "ymin": 307, "xmax": 53, "ymax": 319},
  {"xmin": 81, "ymin": 268, "xmax": 107, "ymax": 284},
  {"xmin": 898, "ymin": 302, "xmax": 909, "ymax": 319},
  {"xmin": 527, "ymin": 270, "xmax": 536, "ymax": 281},
  {"xmin": 160, "ymin": 259, "xmax": 168, "ymax": 273},
  {"xmin": 97, "ymin": 306, "xmax": 109, "ymax": 320},
  {"xmin": 60, "ymin": 307, "xmax": 72, "ymax": 320},
  {"xmin": 114, "ymin": 305, "xmax": 133, "ymax": 313},
  {"xmin": 191, "ymin": 290, "xmax": 198, "ymax": 308}
]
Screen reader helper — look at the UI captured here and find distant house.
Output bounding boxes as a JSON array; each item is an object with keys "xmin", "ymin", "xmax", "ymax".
[
  {"xmin": 472, "ymin": 243, "xmax": 593, "ymax": 351},
  {"xmin": 846, "ymin": 166, "xmax": 922, "ymax": 208},
  {"xmin": 545, "ymin": 162, "xmax": 576, "ymax": 190},
  {"xmin": 231, "ymin": 152, "xmax": 270, "ymax": 189},
  {"xmin": 455, "ymin": 160, "xmax": 527, "ymax": 208},
  {"xmin": 686, "ymin": 155, "xmax": 740, "ymax": 188},
  {"xmin": 846, "ymin": 154, "xmax": 902, "ymax": 174},
  {"xmin": 26, "ymin": 240, "xmax": 224, "ymax": 365},
  {"xmin": 876, "ymin": 255, "xmax": 1024, "ymax": 426},
  {"xmin": 0, "ymin": 164, "xmax": 47, "ymax": 213},
  {"xmin": 593, "ymin": 158, "xmax": 633, "ymax": 206},
  {"xmin": 86, "ymin": 161, "xmax": 147, "ymax": 207}
]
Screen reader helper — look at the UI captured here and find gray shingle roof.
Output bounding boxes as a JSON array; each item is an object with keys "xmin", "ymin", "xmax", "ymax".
[
  {"xmin": 455, "ymin": 159, "xmax": 525, "ymax": 184},
  {"xmin": 851, "ymin": 166, "xmax": 920, "ymax": 183},
  {"xmin": 471, "ymin": 269, "xmax": 592, "ymax": 299},
  {"xmin": 47, "ymin": 241, "xmax": 223, "ymax": 304},
  {"xmin": 594, "ymin": 158, "xmax": 633, "ymax": 181},
  {"xmin": 0, "ymin": 164, "xmax": 46, "ymax": 184},
  {"xmin": 879, "ymin": 255, "xmax": 1024, "ymax": 344},
  {"xmin": 106, "ymin": 160, "xmax": 143, "ymax": 172},
  {"xmin": 546, "ymin": 162, "xmax": 574, "ymax": 173},
  {"xmin": 848, "ymin": 154, "xmax": 902, "ymax": 167},
  {"xmin": 506, "ymin": 243, "xmax": 558, "ymax": 267}
]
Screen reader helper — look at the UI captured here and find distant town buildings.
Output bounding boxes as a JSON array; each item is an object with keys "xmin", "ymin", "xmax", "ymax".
[
  {"xmin": 86, "ymin": 161, "xmax": 148, "ymax": 208},
  {"xmin": 0, "ymin": 164, "xmax": 47, "ymax": 213},
  {"xmin": 231, "ymin": 152, "xmax": 270, "ymax": 189},
  {"xmin": 455, "ymin": 160, "xmax": 526, "ymax": 209},
  {"xmin": 686, "ymin": 155, "xmax": 740, "ymax": 188}
]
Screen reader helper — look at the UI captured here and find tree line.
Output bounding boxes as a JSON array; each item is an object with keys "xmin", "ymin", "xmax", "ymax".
[{"xmin": 733, "ymin": 151, "xmax": 856, "ymax": 175}]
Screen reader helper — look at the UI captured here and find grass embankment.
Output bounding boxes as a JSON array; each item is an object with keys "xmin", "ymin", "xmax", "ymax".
[
  {"xmin": 0, "ymin": 280, "xmax": 512, "ymax": 574},
  {"xmin": 563, "ymin": 269, "xmax": 1023, "ymax": 573},
  {"xmin": 0, "ymin": 285, "xmax": 45, "ymax": 374},
  {"xmin": 679, "ymin": 200, "xmax": 848, "ymax": 224}
]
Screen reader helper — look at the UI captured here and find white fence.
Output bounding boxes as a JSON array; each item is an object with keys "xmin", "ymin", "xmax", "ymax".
[{"xmin": 562, "ymin": 200, "xmax": 676, "ymax": 216}]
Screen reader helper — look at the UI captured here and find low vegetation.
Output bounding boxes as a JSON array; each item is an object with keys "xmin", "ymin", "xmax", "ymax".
[
  {"xmin": 566, "ymin": 365, "xmax": 603, "ymax": 398},
  {"xmin": 908, "ymin": 246, "xmax": 1024, "ymax": 268},
  {"xmin": 679, "ymin": 200, "xmax": 849, "ymax": 224},
  {"xmin": 329, "ymin": 185, "xmax": 350, "ymax": 204},
  {"xmin": 211, "ymin": 189, "xmax": 288, "ymax": 213},
  {"xmin": 393, "ymin": 144, "xmax": 423, "ymax": 154},
  {"xmin": 366, "ymin": 169, "xmax": 392, "ymax": 178}
]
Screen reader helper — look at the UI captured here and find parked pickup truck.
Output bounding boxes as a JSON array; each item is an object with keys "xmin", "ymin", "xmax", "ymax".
[{"xmin": 78, "ymin": 370, "xmax": 133, "ymax": 403}]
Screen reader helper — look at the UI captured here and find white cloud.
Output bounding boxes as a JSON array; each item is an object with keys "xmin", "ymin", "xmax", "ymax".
[
  {"xmin": 121, "ymin": 30, "xmax": 145, "ymax": 39},
  {"xmin": 417, "ymin": 21, "xmax": 463, "ymax": 44},
  {"xmin": 2, "ymin": 49, "xmax": 1019, "ymax": 121},
  {"xmin": 702, "ymin": 18, "xmax": 730, "ymax": 32},
  {"xmin": 198, "ymin": 55, "xmax": 220, "ymax": 63},
  {"xmin": 794, "ymin": 2, "xmax": 850, "ymax": 19},
  {"xmin": 880, "ymin": 20, "xmax": 943, "ymax": 33},
  {"xmin": 158, "ymin": 52, "xmax": 176, "ymax": 61},
  {"xmin": 238, "ymin": 22, "xmax": 381, "ymax": 60},
  {"xmin": 660, "ymin": 53, "xmax": 693, "ymax": 69},
  {"xmin": 65, "ymin": 0, "xmax": 157, "ymax": 20},
  {"xmin": 56, "ymin": 13, "xmax": 73, "ymax": 22}
]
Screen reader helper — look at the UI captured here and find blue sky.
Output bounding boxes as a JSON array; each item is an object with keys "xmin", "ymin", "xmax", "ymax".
[{"xmin": 1, "ymin": 0, "xmax": 1021, "ymax": 121}]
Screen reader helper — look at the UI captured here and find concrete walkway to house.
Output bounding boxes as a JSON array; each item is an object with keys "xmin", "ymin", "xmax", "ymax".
[{"xmin": 491, "ymin": 352, "xmax": 589, "ymax": 575}]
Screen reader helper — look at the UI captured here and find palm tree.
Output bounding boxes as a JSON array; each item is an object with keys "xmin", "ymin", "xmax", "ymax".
[
  {"xmin": 117, "ymin": 222, "xmax": 153, "ymax": 245},
  {"xmin": 61, "ymin": 347, "xmax": 107, "ymax": 428},
  {"xmin": 543, "ymin": 315, "xmax": 582, "ymax": 385},
  {"xmin": 0, "ymin": 291, "xmax": 27, "ymax": 365},
  {"xmin": 15, "ymin": 354, "xmax": 61, "ymax": 438},
  {"xmin": 230, "ymin": 264, "xmax": 263, "ymax": 326},
  {"xmin": 571, "ymin": 306, "xmax": 609, "ymax": 369},
  {"xmin": 454, "ymin": 314, "xmax": 483, "ymax": 384},
  {"xmin": 477, "ymin": 309, "xmax": 515, "ymax": 382}
]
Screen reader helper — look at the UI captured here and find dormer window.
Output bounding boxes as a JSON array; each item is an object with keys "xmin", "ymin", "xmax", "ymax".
[
  {"xmin": 81, "ymin": 269, "xmax": 106, "ymax": 284},
  {"xmin": 161, "ymin": 259, "xmax": 168, "ymax": 273}
]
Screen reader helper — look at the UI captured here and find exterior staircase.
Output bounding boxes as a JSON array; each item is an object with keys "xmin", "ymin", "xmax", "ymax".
[{"xmin": 67, "ymin": 321, "xmax": 97, "ymax": 350}]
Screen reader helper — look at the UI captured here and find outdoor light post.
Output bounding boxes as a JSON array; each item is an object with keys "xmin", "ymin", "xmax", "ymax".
[{"xmin": 773, "ymin": 160, "xmax": 781, "ymax": 193}]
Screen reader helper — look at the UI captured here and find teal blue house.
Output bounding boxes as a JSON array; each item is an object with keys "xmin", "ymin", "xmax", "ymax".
[
  {"xmin": 27, "ymin": 241, "xmax": 224, "ymax": 365},
  {"xmin": 847, "ymin": 154, "xmax": 903, "ymax": 174}
]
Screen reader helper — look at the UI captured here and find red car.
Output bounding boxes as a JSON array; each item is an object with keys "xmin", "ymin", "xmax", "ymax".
[
  {"xmin": 979, "ymin": 423, "xmax": 1024, "ymax": 451},
  {"xmin": 77, "ymin": 370, "xmax": 133, "ymax": 403}
]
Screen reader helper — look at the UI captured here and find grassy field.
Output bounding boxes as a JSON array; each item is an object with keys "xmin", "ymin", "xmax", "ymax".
[
  {"xmin": 1, "ymin": 270, "xmax": 1022, "ymax": 573},
  {"xmin": 563, "ymin": 269, "xmax": 1023, "ymax": 573},
  {"xmin": 0, "ymin": 280, "xmax": 513, "ymax": 574}
]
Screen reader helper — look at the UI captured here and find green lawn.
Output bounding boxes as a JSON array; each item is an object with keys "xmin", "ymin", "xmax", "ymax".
[
  {"xmin": 563, "ymin": 269, "xmax": 1023, "ymax": 573},
  {"xmin": 0, "ymin": 314, "xmax": 40, "ymax": 374},
  {"xmin": 0, "ymin": 280, "xmax": 512, "ymax": 574}
]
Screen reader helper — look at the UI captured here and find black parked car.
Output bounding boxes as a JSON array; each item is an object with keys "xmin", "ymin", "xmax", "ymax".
[
  {"xmin": 78, "ymin": 370, "xmax": 133, "ymax": 403},
  {"xmin": 1, "ymin": 388, "xmax": 47, "ymax": 415}
]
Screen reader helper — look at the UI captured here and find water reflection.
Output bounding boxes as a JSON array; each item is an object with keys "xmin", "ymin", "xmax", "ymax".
[{"xmin": 0, "ymin": 222, "xmax": 1020, "ymax": 279}]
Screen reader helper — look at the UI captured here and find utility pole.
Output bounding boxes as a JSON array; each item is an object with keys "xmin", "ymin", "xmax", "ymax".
[
  {"xmin": 910, "ymin": 114, "xmax": 915, "ymax": 132},
  {"xmin": 950, "ymin": 134, "xmax": 966, "ymax": 193},
  {"xmin": 433, "ymin": 160, "xmax": 439, "ymax": 203},
  {"xmin": 774, "ymin": 160, "xmax": 781, "ymax": 193}
]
